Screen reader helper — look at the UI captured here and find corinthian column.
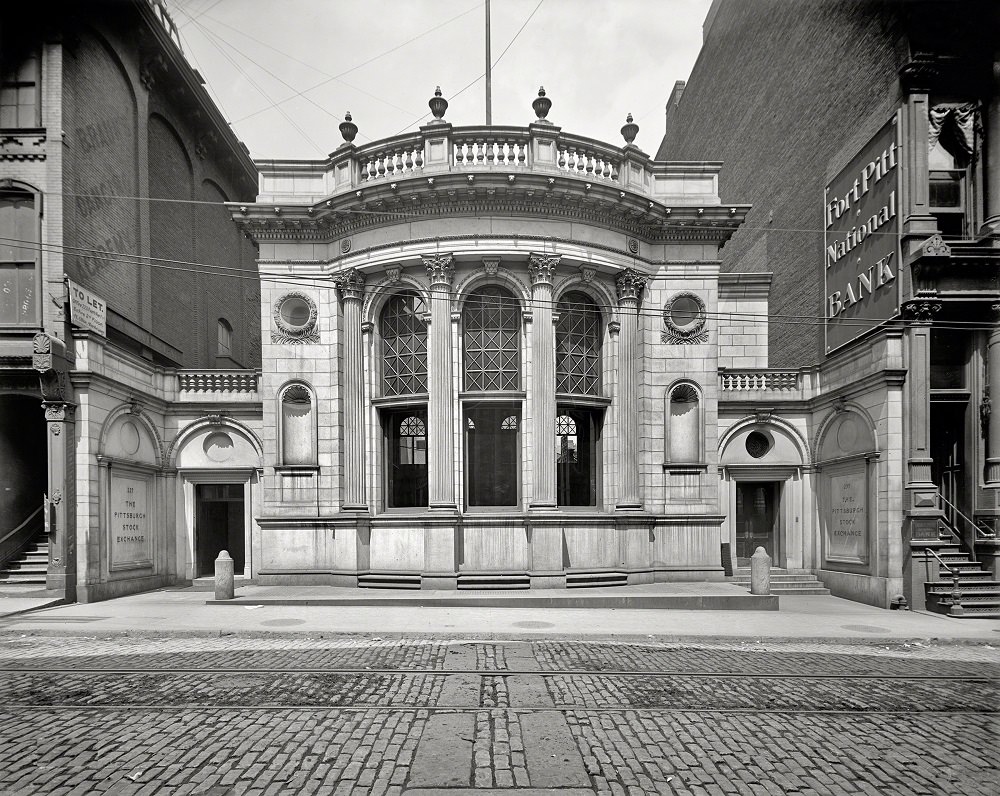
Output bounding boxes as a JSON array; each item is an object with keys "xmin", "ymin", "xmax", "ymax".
[
  {"xmin": 529, "ymin": 253, "xmax": 559, "ymax": 509},
  {"xmin": 986, "ymin": 304, "xmax": 1000, "ymax": 483},
  {"xmin": 423, "ymin": 254, "xmax": 456, "ymax": 510},
  {"xmin": 336, "ymin": 269, "xmax": 367, "ymax": 511},
  {"xmin": 615, "ymin": 268, "xmax": 646, "ymax": 510}
]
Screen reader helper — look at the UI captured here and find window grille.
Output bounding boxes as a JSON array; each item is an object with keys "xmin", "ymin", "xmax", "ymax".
[
  {"xmin": 463, "ymin": 286, "xmax": 520, "ymax": 391},
  {"xmin": 381, "ymin": 291, "xmax": 428, "ymax": 395},
  {"xmin": 556, "ymin": 292, "xmax": 601, "ymax": 395}
]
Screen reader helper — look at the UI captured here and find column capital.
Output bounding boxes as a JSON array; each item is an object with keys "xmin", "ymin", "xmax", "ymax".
[
  {"xmin": 422, "ymin": 253, "xmax": 455, "ymax": 287},
  {"xmin": 528, "ymin": 253, "xmax": 560, "ymax": 286},
  {"xmin": 335, "ymin": 268, "xmax": 365, "ymax": 302},
  {"xmin": 42, "ymin": 401, "xmax": 75, "ymax": 423},
  {"xmin": 902, "ymin": 300, "xmax": 941, "ymax": 324},
  {"xmin": 615, "ymin": 268, "xmax": 647, "ymax": 304}
]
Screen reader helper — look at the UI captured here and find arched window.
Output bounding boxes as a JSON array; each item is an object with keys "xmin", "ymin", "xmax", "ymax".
[
  {"xmin": 381, "ymin": 291, "xmax": 428, "ymax": 395},
  {"xmin": 556, "ymin": 291, "xmax": 601, "ymax": 395},
  {"xmin": 280, "ymin": 384, "xmax": 315, "ymax": 465},
  {"xmin": 0, "ymin": 187, "xmax": 39, "ymax": 325},
  {"xmin": 463, "ymin": 286, "xmax": 520, "ymax": 391},
  {"xmin": 667, "ymin": 383, "xmax": 701, "ymax": 463},
  {"xmin": 217, "ymin": 318, "xmax": 232, "ymax": 357}
]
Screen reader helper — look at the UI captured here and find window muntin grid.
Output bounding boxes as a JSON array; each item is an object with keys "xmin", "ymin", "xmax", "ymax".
[
  {"xmin": 381, "ymin": 291, "xmax": 428, "ymax": 395},
  {"xmin": 556, "ymin": 291, "xmax": 601, "ymax": 395},
  {"xmin": 463, "ymin": 286, "xmax": 521, "ymax": 391}
]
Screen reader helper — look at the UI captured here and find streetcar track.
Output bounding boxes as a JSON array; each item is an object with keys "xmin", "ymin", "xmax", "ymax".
[
  {"xmin": 0, "ymin": 703, "xmax": 996, "ymax": 715},
  {"xmin": 0, "ymin": 666, "xmax": 995, "ymax": 681}
]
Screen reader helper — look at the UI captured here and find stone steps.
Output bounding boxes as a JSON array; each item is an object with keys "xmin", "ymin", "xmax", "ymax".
[
  {"xmin": 731, "ymin": 569, "xmax": 830, "ymax": 596},
  {"xmin": 0, "ymin": 539, "xmax": 48, "ymax": 585}
]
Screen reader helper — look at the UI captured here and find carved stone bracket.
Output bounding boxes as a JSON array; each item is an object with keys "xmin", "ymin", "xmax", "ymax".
[
  {"xmin": 422, "ymin": 253, "xmax": 455, "ymax": 287},
  {"xmin": 385, "ymin": 265, "xmax": 401, "ymax": 283},
  {"xmin": 921, "ymin": 233, "xmax": 951, "ymax": 258},
  {"xmin": 615, "ymin": 268, "xmax": 647, "ymax": 304},
  {"xmin": 33, "ymin": 333, "xmax": 72, "ymax": 404},
  {"xmin": 580, "ymin": 266, "xmax": 596, "ymax": 283},
  {"xmin": 335, "ymin": 268, "xmax": 366, "ymax": 303},
  {"xmin": 482, "ymin": 257, "xmax": 500, "ymax": 276},
  {"xmin": 528, "ymin": 253, "xmax": 560, "ymax": 286},
  {"xmin": 902, "ymin": 300, "xmax": 942, "ymax": 323}
]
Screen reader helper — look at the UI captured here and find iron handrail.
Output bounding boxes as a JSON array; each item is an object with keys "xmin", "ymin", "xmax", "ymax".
[
  {"xmin": 937, "ymin": 492, "xmax": 996, "ymax": 540},
  {"xmin": 923, "ymin": 547, "xmax": 964, "ymax": 618},
  {"xmin": 0, "ymin": 504, "xmax": 44, "ymax": 547}
]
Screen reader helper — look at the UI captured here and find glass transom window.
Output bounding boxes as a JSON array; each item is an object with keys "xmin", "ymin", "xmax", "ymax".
[
  {"xmin": 381, "ymin": 291, "xmax": 428, "ymax": 395},
  {"xmin": 463, "ymin": 286, "xmax": 520, "ymax": 391},
  {"xmin": 556, "ymin": 291, "xmax": 601, "ymax": 395}
]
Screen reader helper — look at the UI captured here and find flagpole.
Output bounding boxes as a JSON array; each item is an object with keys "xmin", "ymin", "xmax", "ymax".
[{"xmin": 485, "ymin": 0, "xmax": 492, "ymax": 125}]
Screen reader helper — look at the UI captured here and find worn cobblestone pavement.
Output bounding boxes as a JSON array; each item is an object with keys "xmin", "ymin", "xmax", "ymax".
[{"xmin": 0, "ymin": 634, "xmax": 997, "ymax": 795}]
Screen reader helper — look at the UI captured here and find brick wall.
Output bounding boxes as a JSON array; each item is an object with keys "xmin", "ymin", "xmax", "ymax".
[
  {"xmin": 63, "ymin": 32, "xmax": 142, "ymax": 324},
  {"xmin": 657, "ymin": 0, "xmax": 905, "ymax": 367}
]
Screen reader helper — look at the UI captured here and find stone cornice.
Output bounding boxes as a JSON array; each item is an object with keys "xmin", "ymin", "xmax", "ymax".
[{"xmin": 231, "ymin": 174, "xmax": 746, "ymax": 245}]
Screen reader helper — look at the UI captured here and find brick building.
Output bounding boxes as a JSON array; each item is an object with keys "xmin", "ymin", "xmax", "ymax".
[
  {"xmin": 658, "ymin": 0, "xmax": 1000, "ymax": 612},
  {"xmin": 0, "ymin": 0, "xmax": 259, "ymax": 601}
]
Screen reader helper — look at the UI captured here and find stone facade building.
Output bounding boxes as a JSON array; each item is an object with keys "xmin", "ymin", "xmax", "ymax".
[
  {"xmin": 231, "ymin": 93, "xmax": 755, "ymax": 588},
  {"xmin": 658, "ymin": 0, "xmax": 1000, "ymax": 612},
  {"xmin": 0, "ymin": 0, "xmax": 258, "ymax": 601}
]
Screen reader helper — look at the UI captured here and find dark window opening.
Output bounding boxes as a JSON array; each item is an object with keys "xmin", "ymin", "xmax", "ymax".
[
  {"xmin": 465, "ymin": 403, "xmax": 520, "ymax": 507},
  {"xmin": 385, "ymin": 409, "xmax": 427, "ymax": 508},
  {"xmin": 557, "ymin": 408, "xmax": 600, "ymax": 506}
]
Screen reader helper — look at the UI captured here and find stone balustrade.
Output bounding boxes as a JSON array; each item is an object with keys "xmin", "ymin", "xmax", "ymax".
[
  {"xmin": 255, "ymin": 107, "xmax": 723, "ymax": 207},
  {"xmin": 719, "ymin": 369, "xmax": 802, "ymax": 392},
  {"xmin": 177, "ymin": 370, "xmax": 259, "ymax": 395}
]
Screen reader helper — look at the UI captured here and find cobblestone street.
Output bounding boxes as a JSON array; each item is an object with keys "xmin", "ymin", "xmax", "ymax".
[{"xmin": 0, "ymin": 634, "xmax": 997, "ymax": 795}]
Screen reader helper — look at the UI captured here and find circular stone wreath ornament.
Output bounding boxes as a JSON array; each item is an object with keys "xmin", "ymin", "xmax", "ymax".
[
  {"xmin": 661, "ymin": 291, "xmax": 708, "ymax": 344},
  {"xmin": 272, "ymin": 291, "xmax": 319, "ymax": 343}
]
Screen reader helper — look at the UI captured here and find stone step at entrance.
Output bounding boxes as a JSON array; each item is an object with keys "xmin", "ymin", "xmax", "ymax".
[
  {"xmin": 731, "ymin": 568, "xmax": 830, "ymax": 595},
  {"xmin": 0, "ymin": 538, "xmax": 49, "ymax": 585}
]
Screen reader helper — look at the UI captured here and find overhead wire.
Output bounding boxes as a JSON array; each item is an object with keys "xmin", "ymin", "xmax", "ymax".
[
  {"xmin": 391, "ymin": 0, "xmax": 547, "ymax": 135},
  {"xmin": 4, "ymin": 234, "xmax": 996, "ymax": 333},
  {"xmin": 228, "ymin": 3, "xmax": 485, "ymax": 127}
]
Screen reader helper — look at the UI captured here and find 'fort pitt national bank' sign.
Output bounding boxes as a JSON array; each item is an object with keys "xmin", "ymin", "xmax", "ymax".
[{"xmin": 824, "ymin": 116, "xmax": 902, "ymax": 353}]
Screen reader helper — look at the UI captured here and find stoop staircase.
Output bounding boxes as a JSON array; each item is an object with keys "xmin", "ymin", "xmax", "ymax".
[
  {"xmin": 731, "ymin": 568, "xmax": 830, "ymax": 595},
  {"xmin": 0, "ymin": 536, "xmax": 49, "ymax": 586},
  {"xmin": 922, "ymin": 543, "xmax": 1000, "ymax": 619}
]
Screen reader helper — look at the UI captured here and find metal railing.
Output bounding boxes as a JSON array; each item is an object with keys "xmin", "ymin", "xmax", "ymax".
[
  {"xmin": 0, "ymin": 504, "xmax": 44, "ymax": 571},
  {"xmin": 923, "ymin": 547, "xmax": 964, "ymax": 617},
  {"xmin": 938, "ymin": 492, "xmax": 997, "ymax": 541}
]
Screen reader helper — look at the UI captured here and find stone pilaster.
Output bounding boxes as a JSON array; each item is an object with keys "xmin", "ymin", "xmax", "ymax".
[
  {"xmin": 335, "ymin": 269, "xmax": 367, "ymax": 511},
  {"xmin": 615, "ymin": 268, "xmax": 647, "ymax": 510},
  {"xmin": 32, "ymin": 333, "xmax": 76, "ymax": 599},
  {"xmin": 982, "ymin": 55, "xmax": 1000, "ymax": 237},
  {"xmin": 423, "ymin": 254, "xmax": 457, "ymax": 511},
  {"xmin": 986, "ymin": 304, "xmax": 1000, "ymax": 483},
  {"xmin": 902, "ymin": 301, "xmax": 941, "ymax": 537},
  {"xmin": 528, "ymin": 253, "xmax": 559, "ymax": 509}
]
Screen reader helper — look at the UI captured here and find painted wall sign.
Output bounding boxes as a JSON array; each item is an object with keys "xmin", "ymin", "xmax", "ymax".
[
  {"xmin": 826, "ymin": 470, "xmax": 868, "ymax": 564},
  {"xmin": 109, "ymin": 472, "xmax": 152, "ymax": 570},
  {"xmin": 824, "ymin": 115, "xmax": 901, "ymax": 353},
  {"xmin": 67, "ymin": 278, "xmax": 107, "ymax": 337}
]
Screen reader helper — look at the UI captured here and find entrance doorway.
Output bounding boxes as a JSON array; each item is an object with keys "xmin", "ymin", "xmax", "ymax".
[
  {"xmin": 194, "ymin": 483, "xmax": 245, "ymax": 577},
  {"xmin": 930, "ymin": 401, "xmax": 968, "ymax": 526},
  {"xmin": 735, "ymin": 481, "xmax": 776, "ymax": 566}
]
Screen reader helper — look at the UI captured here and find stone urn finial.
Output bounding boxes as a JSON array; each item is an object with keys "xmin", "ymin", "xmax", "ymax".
[
  {"xmin": 339, "ymin": 111, "xmax": 358, "ymax": 144},
  {"xmin": 428, "ymin": 86, "xmax": 449, "ymax": 123},
  {"xmin": 621, "ymin": 113, "xmax": 639, "ymax": 145},
  {"xmin": 532, "ymin": 86, "xmax": 552, "ymax": 123}
]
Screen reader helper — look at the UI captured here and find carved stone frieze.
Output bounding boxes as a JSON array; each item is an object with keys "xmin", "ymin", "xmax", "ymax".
[{"xmin": 901, "ymin": 300, "xmax": 942, "ymax": 323}]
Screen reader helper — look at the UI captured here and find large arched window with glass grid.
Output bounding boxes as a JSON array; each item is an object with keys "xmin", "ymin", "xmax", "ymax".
[
  {"xmin": 380, "ymin": 291, "xmax": 428, "ymax": 395},
  {"xmin": 556, "ymin": 291, "xmax": 601, "ymax": 395},
  {"xmin": 462, "ymin": 286, "xmax": 521, "ymax": 391}
]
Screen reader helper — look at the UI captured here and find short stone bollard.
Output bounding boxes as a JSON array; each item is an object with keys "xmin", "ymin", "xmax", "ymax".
[
  {"xmin": 214, "ymin": 550, "xmax": 235, "ymax": 600},
  {"xmin": 750, "ymin": 546, "xmax": 771, "ymax": 595}
]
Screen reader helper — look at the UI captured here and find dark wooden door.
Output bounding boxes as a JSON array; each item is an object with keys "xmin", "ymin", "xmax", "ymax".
[{"xmin": 735, "ymin": 482, "xmax": 775, "ymax": 566}]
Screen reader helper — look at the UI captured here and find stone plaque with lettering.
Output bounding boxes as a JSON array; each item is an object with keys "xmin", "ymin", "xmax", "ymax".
[
  {"xmin": 826, "ymin": 470, "xmax": 868, "ymax": 564},
  {"xmin": 109, "ymin": 473, "xmax": 153, "ymax": 570}
]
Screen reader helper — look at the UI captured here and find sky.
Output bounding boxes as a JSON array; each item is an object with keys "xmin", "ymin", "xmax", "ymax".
[{"xmin": 168, "ymin": 0, "xmax": 714, "ymax": 160}]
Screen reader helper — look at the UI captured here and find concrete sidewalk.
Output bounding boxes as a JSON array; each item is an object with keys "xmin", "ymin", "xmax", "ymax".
[{"xmin": 0, "ymin": 583, "xmax": 998, "ymax": 642}]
